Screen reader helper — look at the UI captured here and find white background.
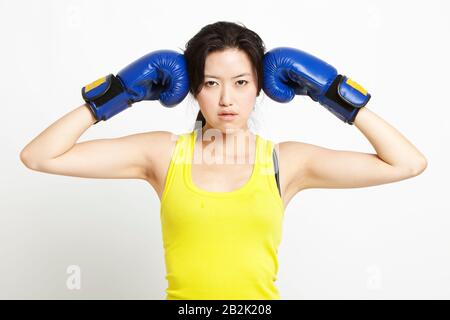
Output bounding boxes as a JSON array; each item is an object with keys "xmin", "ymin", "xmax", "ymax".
[{"xmin": 1, "ymin": 0, "xmax": 449, "ymax": 299}]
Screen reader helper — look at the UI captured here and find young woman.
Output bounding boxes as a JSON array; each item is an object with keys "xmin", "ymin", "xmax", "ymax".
[{"xmin": 20, "ymin": 21, "xmax": 427, "ymax": 300}]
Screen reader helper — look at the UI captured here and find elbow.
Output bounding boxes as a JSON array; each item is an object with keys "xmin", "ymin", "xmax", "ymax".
[
  {"xmin": 409, "ymin": 156, "xmax": 428, "ymax": 177},
  {"xmin": 19, "ymin": 149, "xmax": 29, "ymax": 167},
  {"xmin": 20, "ymin": 149, "xmax": 39, "ymax": 170}
]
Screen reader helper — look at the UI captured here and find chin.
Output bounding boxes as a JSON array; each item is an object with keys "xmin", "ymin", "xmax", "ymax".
[
  {"xmin": 203, "ymin": 119, "xmax": 248, "ymax": 134},
  {"xmin": 222, "ymin": 124, "xmax": 248, "ymax": 133}
]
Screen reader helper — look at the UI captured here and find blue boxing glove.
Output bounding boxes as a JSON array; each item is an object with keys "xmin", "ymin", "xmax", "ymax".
[
  {"xmin": 82, "ymin": 50, "xmax": 189, "ymax": 124},
  {"xmin": 263, "ymin": 47, "xmax": 370, "ymax": 125}
]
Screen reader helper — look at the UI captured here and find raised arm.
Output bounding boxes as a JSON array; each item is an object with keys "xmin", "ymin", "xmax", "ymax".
[
  {"xmin": 264, "ymin": 47, "xmax": 427, "ymax": 193},
  {"xmin": 20, "ymin": 49, "xmax": 189, "ymax": 180},
  {"xmin": 281, "ymin": 107, "xmax": 427, "ymax": 192},
  {"xmin": 20, "ymin": 104, "xmax": 96, "ymax": 167},
  {"xmin": 20, "ymin": 104, "xmax": 170, "ymax": 180}
]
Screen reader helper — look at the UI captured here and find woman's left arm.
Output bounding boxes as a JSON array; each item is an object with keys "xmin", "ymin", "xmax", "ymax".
[
  {"xmin": 264, "ymin": 47, "xmax": 427, "ymax": 190},
  {"xmin": 281, "ymin": 107, "xmax": 428, "ymax": 191},
  {"xmin": 353, "ymin": 107, "xmax": 427, "ymax": 175}
]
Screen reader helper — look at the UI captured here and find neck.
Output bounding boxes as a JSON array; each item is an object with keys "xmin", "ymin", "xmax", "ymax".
[
  {"xmin": 201, "ymin": 124, "xmax": 252, "ymax": 142},
  {"xmin": 196, "ymin": 125, "xmax": 255, "ymax": 164}
]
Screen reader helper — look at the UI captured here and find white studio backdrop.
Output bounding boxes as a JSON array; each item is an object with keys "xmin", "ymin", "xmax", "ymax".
[{"xmin": 1, "ymin": 0, "xmax": 449, "ymax": 299}]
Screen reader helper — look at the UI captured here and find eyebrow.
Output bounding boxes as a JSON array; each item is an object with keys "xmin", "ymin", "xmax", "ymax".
[{"xmin": 204, "ymin": 73, "xmax": 251, "ymax": 79}]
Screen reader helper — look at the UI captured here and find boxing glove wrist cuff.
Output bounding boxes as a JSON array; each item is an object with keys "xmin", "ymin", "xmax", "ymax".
[
  {"xmin": 319, "ymin": 74, "xmax": 371, "ymax": 125},
  {"xmin": 81, "ymin": 74, "xmax": 131, "ymax": 124}
]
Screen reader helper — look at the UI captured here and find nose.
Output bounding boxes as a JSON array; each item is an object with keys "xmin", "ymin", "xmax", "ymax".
[{"xmin": 219, "ymin": 84, "xmax": 233, "ymax": 106}]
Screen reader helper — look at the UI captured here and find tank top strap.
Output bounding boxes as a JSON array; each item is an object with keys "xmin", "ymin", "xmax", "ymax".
[
  {"xmin": 187, "ymin": 128, "xmax": 278, "ymax": 180},
  {"xmin": 255, "ymin": 136, "xmax": 283, "ymax": 210},
  {"xmin": 160, "ymin": 131, "xmax": 191, "ymax": 205},
  {"xmin": 256, "ymin": 135, "xmax": 274, "ymax": 176}
]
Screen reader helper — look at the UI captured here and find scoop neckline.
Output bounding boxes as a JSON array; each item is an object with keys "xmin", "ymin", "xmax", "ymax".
[{"xmin": 184, "ymin": 129, "xmax": 260, "ymax": 197}]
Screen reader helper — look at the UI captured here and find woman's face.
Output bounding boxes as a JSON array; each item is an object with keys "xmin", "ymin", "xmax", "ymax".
[{"xmin": 195, "ymin": 48, "xmax": 258, "ymax": 134}]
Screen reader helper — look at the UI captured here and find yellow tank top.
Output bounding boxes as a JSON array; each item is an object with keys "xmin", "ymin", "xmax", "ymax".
[{"xmin": 160, "ymin": 128, "xmax": 284, "ymax": 300}]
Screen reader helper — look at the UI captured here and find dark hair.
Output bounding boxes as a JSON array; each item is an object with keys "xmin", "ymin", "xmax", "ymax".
[{"xmin": 183, "ymin": 21, "xmax": 266, "ymax": 129}]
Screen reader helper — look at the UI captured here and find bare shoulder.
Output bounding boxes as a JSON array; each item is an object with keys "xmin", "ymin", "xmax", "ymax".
[
  {"xmin": 142, "ymin": 130, "xmax": 179, "ymax": 179},
  {"xmin": 142, "ymin": 130, "xmax": 182, "ymax": 198}
]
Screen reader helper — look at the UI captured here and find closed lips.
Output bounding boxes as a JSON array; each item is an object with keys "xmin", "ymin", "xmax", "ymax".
[{"xmin": 219, "ymin": 111, "xmax": 237, "ymax": 115}]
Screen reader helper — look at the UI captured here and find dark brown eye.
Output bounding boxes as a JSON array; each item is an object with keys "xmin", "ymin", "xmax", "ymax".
[{"xmin": 204, "ymin": 81, "xmax": 216, "ymax": 87}]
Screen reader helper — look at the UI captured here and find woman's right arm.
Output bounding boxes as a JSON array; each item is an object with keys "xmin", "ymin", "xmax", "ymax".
[
  {"xmin": 19, "ymin": 103, "xmax": 165, "ymax": 180},
  {"xmin": 20, "ymin": 49, "xmax": 189, "ymax": 180}
]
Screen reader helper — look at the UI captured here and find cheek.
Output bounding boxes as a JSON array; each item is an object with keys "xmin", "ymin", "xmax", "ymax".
[
  {"xmin": 196, "ymin": 98, "xmax": 218, "ymax": 120},
  {"xmin": 241, "ymin": 84, "xmax": 258, "ymax": 106},
  {"xmin": 243, "ymin": 92, "xmax": 256, "ymax": 104},
  {"xmin": 197, "ymin": 88, "xmax": 218, "ymax": 103},
  {"xmin": 241, "ymin": 94, "xmax": 257, "ymax": 113}
]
